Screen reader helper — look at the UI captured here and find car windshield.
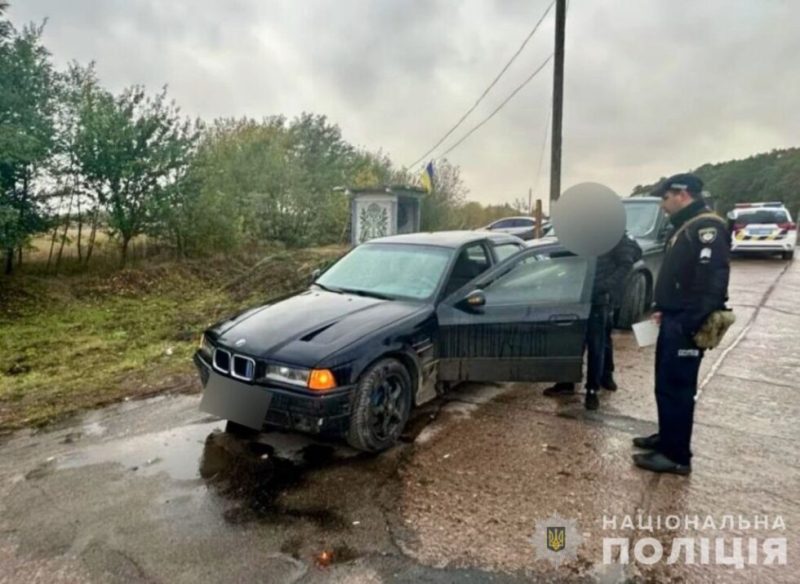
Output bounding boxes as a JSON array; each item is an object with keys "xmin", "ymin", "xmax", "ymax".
[
  {"xmin": 316, "ymin": 243, "xmax": 452, "ymax": 301},
  {"xmin": 736, "ymin": 210, "xmax": 789, "ymax": 225},
  {"xmin": 623, "ymin": 202, "xmax": 661, "ymax": 237}
]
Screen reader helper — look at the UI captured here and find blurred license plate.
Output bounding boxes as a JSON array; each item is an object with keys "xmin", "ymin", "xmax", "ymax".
[
  {"xmin": 750, "ymin": 228, "xmax": 772, "ymax": 235},
  {"xmin": 199, "ymin": 370, "xmax": 271, "ymax": 430}
]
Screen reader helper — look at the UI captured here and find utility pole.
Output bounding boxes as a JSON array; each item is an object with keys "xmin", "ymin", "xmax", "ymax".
[
  {"xmin": 550, "ymin": 0, "xmax": 566, "ymax": 203},
  {"xmin": 534, "ymin": 199, "xmax": 543, "ymax": 239}
]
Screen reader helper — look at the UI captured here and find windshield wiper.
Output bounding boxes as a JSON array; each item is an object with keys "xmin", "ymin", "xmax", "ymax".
[
  {"xmin": 312, "ymin": 282, "xmax": 342, "ymax": 294},
  {"xmin": 339, "ymin": 288, "xmax": 394, "ymax": 301}
]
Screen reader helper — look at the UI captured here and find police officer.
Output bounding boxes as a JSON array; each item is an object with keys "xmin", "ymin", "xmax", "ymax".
[
  {"xmin": 543, "ymin": 232, "xmax": 641, "ymax": 410},
  {"xmin": 633, "ymin": 173, "xmax": 730, "ymax": 475}
]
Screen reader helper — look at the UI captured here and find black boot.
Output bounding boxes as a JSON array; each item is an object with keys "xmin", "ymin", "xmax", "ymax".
[
  {"xmin": 585, "ymin": 390, "xmax": 599, "ymax": 410},
  {"xmin": 633, "ymin": 451, "xmax": 691, "ymax": 475},
  {"xmin": 632, "ymin": 433, "xmax": 660, "ymax": 450}
]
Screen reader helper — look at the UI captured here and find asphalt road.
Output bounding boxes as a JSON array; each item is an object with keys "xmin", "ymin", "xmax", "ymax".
[{"xmin": 1, "ymin": 256, "xmax": 797, "ymax": 583}]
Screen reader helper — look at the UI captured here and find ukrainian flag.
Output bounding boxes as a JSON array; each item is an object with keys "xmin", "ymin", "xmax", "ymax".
[{"xmin": 421, "ymin": 161, "xmax": 434, "ymax": 193}]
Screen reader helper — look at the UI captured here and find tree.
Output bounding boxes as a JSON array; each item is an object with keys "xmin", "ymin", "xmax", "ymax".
[
  {"xmin": 633, "ymin": 147, "xmax": 800, "ymax": 217},
  {"xmin": 0, "ymin": 20, "xmax": 57, "ymax": 274},
  {"xmin": 73, "ymin": 85, "xmax": 197, "ymax": 265}
]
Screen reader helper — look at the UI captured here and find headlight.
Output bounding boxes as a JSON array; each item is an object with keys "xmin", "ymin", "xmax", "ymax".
[
  {"xmin": 198, "ymin": 334, "xmax": 214, "ymax": 361},
  {"xmin": 265, "ymin": 365, "xmax": 310, "ymax": 387}
]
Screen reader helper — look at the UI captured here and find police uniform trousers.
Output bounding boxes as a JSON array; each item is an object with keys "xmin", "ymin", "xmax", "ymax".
[{"xmin": 655, "ymin": 313, "xmax": 704, "ymax": 465}]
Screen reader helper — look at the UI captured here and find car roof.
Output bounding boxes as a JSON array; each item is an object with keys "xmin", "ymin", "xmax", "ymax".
[
  {"xmin": 367, "ymin": 230, "xmax": 523, "ymax": 248},
  {"xmin": 491, "ymin": 215, "xmax": 541, "ymax": 221},
  {"xmin": 623, "ymin": 196, "xmax": 661, "ymax": 203},
  {"xmin": 730, "ymin": 205, "xmax": 789, "ymax": 214}
]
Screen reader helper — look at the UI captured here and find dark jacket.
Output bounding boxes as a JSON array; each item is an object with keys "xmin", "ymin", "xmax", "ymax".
[
  {"xmin": 654, "ymin": 200, "xmax": 731, "ymax": 335},
  {"xmin": 593, "ymin": 233, "xmax": 641, "ymax": 306}
]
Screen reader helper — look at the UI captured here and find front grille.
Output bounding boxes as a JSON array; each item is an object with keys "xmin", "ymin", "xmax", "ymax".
[
  {"xmin": 213, "ymin": 348, "xmax": 231, "ymax": 373},
  {"xmin": 231, "ymin": 354, "xmax": 256, "ymax": 381}
]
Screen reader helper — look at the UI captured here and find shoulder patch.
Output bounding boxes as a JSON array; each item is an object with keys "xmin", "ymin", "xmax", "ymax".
[{"xmin": 698, "ymin": 226, "xmax": 718, "ymax": 244}]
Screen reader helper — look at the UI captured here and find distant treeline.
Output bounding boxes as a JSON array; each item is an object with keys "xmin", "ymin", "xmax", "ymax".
[
  {"xmin": 632, "ymin": 148, "xmax": 800, "ymax": 215},
  {"xmin": 0, "ymin": 9, "xmax": 524, "ymax": 275}
]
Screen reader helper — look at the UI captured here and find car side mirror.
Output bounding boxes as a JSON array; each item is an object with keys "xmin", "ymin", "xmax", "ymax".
[
  {"xmin": 309, "ymin": 268, "xmax": 322, "ymax": 285},
  {"xmin": 460, "ymin": 289, "xmax": 486, "ymax": 310}
]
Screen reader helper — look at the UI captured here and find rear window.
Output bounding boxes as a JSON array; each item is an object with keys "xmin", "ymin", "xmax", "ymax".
[{"xmin": 736, "ymin": 210, "xmax": 789, "ymax": 225}]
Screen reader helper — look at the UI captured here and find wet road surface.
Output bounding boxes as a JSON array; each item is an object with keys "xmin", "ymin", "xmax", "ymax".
[{"xmin": 1, "ymin": 257, "xmax": 797, "ymax": 583}]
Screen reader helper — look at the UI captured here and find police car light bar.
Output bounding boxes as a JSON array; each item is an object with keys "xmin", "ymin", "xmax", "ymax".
[{"xmin": 734, "ymin": 202, "xmax": 783, "ymax": 208}]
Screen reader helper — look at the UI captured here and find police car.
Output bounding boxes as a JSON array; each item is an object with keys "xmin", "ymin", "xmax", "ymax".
[{"xmin": 727, "ymin": 202, "xmax": 796, "ymax": 260}]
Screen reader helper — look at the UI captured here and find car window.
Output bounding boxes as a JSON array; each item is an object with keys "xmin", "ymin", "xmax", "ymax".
[
  {"xmin": 491, "ymin": 219, "xmax": 514, "ymax": 229},
  {"xmin": 736, "ymin": 210, "xmax": 789, "ymax": 225},
  {"xmin": 317, "ymin": 243, "xmax": 452, "ymax": 300},
  {"xmin": 493, "ymin": 242, "xmax": 523, "ymax": 261},
  {"xmin": 623, "ymin": 202, "xmax": 662, "ymax": 237},
  {"xmin": 514, "ymin": 218, "xmax": 534, "ymax": 227},
  {"xmin": 483, "ymin": 255, "xmax": 589, "ymax": 306},
  {"xmin": 465, "ymin": 243, "xmax": 490, "ymax": 267},
  {"xmin": 443, "ymin": 243, "xmax": 491, "ymax": 297}
]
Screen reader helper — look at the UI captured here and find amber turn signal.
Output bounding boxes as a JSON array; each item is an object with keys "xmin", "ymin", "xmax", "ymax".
[{"xmin": 308, "ymin": 369, "xmax": 337, "ymax": 391}]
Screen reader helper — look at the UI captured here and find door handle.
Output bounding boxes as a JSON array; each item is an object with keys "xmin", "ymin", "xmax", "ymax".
[{"xmin": 549, "ymin": 313, "xmax": 579, "ymax": 325}]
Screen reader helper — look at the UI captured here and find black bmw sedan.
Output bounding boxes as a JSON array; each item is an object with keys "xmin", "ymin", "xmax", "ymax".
[{"xmin": 196, "ymin": 231, "xmax": 596, "ymax": 452}]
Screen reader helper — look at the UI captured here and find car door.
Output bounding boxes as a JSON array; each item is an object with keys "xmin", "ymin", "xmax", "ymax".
[{"xmin": 436, "ymin": 247, "xmax": 595, "ymax": 383}]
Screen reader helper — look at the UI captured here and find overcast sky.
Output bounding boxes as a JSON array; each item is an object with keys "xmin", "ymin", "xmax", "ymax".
[{"xmin": 10, "ymin": 0, "xmax": 800, "ymax": 208}]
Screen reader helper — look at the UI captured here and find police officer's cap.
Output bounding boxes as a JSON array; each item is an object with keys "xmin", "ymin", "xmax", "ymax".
[{"xmin": 654, "ymin": 173, "xmax": 704, "ymax": 198}]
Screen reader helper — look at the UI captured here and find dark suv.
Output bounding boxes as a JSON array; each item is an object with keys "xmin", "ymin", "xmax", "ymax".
[{"xmin": 616, "ymin": 196, "xmax": 671, "ymax": 328}]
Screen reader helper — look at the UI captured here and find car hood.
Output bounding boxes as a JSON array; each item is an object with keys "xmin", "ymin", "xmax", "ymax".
[{"xmin": 208, "ymin": 289, "xmax": 427, "ymax": 365}]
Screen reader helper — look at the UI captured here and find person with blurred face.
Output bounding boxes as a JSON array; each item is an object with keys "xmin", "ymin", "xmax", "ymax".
[
  {"xmin": 632, "ymin": 174, "xmax": 730, "ymax": 475},
  {"xmin": 542, "ymin": 233, "xmax": 641, "ymax": 410}
]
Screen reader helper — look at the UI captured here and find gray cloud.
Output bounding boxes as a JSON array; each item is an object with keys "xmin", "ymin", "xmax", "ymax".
[{"xmin": 9, "ymin": 0, "xmax": 800, "ymax": 207}]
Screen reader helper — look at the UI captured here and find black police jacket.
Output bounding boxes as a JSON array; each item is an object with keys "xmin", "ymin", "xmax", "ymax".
[
  {"xmin": 593, "ymin": 233, "xmax": 641, "ymax": 306},
  {"xmin": 654, "ymin": 200, "xmax": 731, "ymax": 335}
]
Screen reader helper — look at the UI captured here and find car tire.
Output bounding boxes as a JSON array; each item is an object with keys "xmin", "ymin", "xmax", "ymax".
[
  {"xmin": 225, "ymin": 420, "xmax": 259, "ymax": 438},
  {"xmin": 347, "ymin": 358, "xmax": 412, "ymax": 453},
  {"xmin": 782, "ymin": 250, "xmax": 794, "ymax": 261},
  {"xmin": 617, "ymin": 272, "xmax": 647, "ymax": 330}
]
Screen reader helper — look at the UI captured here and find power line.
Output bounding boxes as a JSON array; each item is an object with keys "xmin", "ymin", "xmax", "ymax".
[
  {"xmin": 407, "ymin": 0, "xmax": 555, "ymax": 169},
  {"xmin": 436, "ymin": 53, "xmax": 553, "ymax": 159}
]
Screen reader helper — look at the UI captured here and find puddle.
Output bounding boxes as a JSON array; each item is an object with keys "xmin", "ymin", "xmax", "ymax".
[{"xmin": 56, "ymin": 420, "xmax": 223, "ymax": 480}]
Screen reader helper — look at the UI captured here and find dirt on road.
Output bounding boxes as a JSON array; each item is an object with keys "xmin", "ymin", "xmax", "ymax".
[{"xmin": 0, "ymin": 257, "xmax": 797, "ymax": 583}]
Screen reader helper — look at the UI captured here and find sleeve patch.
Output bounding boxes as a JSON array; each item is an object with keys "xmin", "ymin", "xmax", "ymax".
[{"xmin": 698, "ymin": 226, "xmax": 718, "ymax": 243}]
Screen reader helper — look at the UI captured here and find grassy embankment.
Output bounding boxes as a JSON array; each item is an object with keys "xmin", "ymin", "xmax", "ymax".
[{"xmin": 0, "ymin": 246, "xmax": 345, "ymax": 433}]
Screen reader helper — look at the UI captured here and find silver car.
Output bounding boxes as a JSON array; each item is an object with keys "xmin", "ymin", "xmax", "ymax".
[{"xmin": 482, "ymin": 216, "xmax": 550, "ymax": 241}]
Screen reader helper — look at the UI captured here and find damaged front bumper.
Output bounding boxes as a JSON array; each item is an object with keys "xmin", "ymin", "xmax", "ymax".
[{"xmin": 194, "ymin": 353, "xmax": 353, "ymax": 436}]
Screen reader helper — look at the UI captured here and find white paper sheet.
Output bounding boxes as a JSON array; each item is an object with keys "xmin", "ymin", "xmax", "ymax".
[{"xmin": 632, "ymin": 320, "xmax": 660, "ymax": 347}]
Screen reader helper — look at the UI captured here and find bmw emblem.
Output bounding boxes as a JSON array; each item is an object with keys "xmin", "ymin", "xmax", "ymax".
[{"xmin": 235, "ymin": 338, "xmax": 247, "ymax": 347}]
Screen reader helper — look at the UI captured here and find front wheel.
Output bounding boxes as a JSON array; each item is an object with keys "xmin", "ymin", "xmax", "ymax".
[{"xmin": 347, "ymin": 358, "xmax": 412, "ymax": 452}]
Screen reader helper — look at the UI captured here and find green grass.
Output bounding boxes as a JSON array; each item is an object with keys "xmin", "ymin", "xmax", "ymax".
[{"xmin": 0, "ymin": 247, "xmax": 345, "ymax": 432}]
